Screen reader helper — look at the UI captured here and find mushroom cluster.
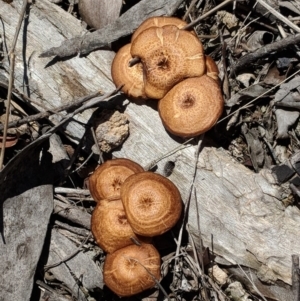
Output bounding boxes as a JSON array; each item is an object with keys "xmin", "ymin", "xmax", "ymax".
[
  {"xmin": 111, "ymin": 16, "xmax": 224, "ymax": 137},
  {"xmin": 89, "ymin": 158, "xmax": 182, "ymax": 296}
]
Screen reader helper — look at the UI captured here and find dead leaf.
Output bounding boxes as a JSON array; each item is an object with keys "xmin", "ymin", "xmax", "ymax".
[
  {"xmin": 226, "ymin": 84, "xmax": 269, "ymax": 108},
  {"xmin": 246, "ymin": 30, "xmax": 274, "ymax": 51},
  {"xmin": 275, "ymin": 109, "xmax": 299, "ymax": 139}
]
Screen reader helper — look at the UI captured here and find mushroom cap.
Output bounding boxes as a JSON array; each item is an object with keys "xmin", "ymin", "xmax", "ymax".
[
  {"xmin": 91, "ymin": 199, "xmax": 150, "ymax": 253},
  {"xmin": 111, "ymin": 44, "xmax": 147, "ymax": 98},
  {"xmin": 131, "ymin": 25, "xmax": 205, "ymax": 99},
  {"xmin": 131, "ymin": 16, "xmax": 192, "ymax": 42},
  {"xmin": 121, "ymin": 172, "xmax": 182, "ymax": 236},
  {"xmin": 205, "ymin": 55, "xmax": 219, "ymax": 81},
  {"xmin": 158, "ymin": 76, "xmax": 224, "ymax": 137},
  {"xmin": 103, "ymin": 243, "xmax": 161, "ymax": 297},
  {"xmin": 89, "ymin": 158, "xmax": 144, "ymax": 202}
]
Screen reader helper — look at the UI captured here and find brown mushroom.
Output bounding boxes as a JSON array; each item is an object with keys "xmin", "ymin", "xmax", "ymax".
[
  {"xmin": 158, "ymin": 75, "xmax": 224, "ymax": 137},
  {"xmin": 121, "ymin": 172, "xmax": 182, "ymax": 236},
  {"xmin": 111, "ymin": 44, "xmax": 147, "ymax": 99},
  {"xmin": 205, "ymin": 55, "xmax": 219, "ymax": 81},
  {"xmin": 103, "ymin": 243, "xmax": 161, "ymax": 296},
  {"xmin": 89, "ymin": 158, "xmax": 144, "ymax": 202},
  {"xmin": 91, "ymin": 199, "xmax": 149, "ymax": 253},
  {"xmin": 131, "ymin": 25, "xmax": 206, "ymax": 99},
  {"xmin": 131, "ymin": 16, "xmax": 193, "ymax": 42}
]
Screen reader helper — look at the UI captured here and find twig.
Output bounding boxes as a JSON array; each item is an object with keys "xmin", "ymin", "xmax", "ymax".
[
  {"xmin": 36, "ymin": 280, "xmax": 71, "ymax": 301},
  {"xmin": 274, "ymin": 101, "xmax": 300, "ymax": 110},
  {"xmin": 0, "ymin": 90, "xmax": 103, "ymax": 132},
  {"xmin": 182, "ymin": 0, "xmax": 235, "ymax": 30},
  {"xmin": 144, "ymin": 142, "xmax": 193, "ymax": 171},
  {"xmin": 183, "ymin": 0, "xmax": 200, "ymax": 21},
  {"xmin": 292, "ymin": 255, "xmax": 300, "ymax": 301},
  {"xmin": 174, "ymin": 135, "xmax": 205, "ymax": 278},
  {"xmin": 218, "ymin": 22, "xmax": 230, "ymax": 100},
  {"xmin": 125, "ymin": 256, "xmax": 171, "ymax": 301},
  {"xmin": 71, "ymin": 152, "xmax": 93, "ymax": 175},
  {"xmin": 53, "ymin": 199, "xmax": 91, "ymax": 229},
  {"xmin": 237, "ymin": 264, "xmax": 268, "ymax": 301},
  {"xmin": 44, "ymin": 234, "xmax": 91, "ymax": 270},
  {"xmin": 0, "ymin": 0, "xmax": 30, "ymax": 170},
  {"xmin": 230, "ymin": 33, "xmax": 300, "ymax": 75},
  {"xmin": 54, "ymin": 187, "xmax": 90, "ymax": 195},
  {"xmin": 256, "ymin": 0, "xmax": 300, "ymax": 33},
  {"xmin": 219, "ymin": 69, "xmax": 300, "ymax": 124},
  {"xmin": 91, "ymin": 127, "xmax": 104, "ymax": 164},
  {"xmin": 128, "ymin": 56, "xmax": 140, "ymax": 67}
]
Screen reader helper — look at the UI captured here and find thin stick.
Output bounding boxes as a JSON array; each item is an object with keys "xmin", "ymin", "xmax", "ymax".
[
  {"xmin": 183, "ymin": 0, "xmax": 200, "ymax": 21},
  {"xmin": 91, "ymin": 127, "xmax": 104, "ymax": 164},
  {"xmin": 237, "ymin": 264, "xmax": 268, "ymax": 301},
  {"xmin": 230, "ymin": 33, "xmax": 300, "ymax": 75},
  {"xmin": 44, "ymin": 234, "xmax": 91, "ymax": 270},
  {"xmin": 0, "ymin": 90, "xmax": 102, "ymax": 132},
  {"xmin": 124, "ymin": 256, "xmax": 171, "ymax": 301},
  {"xmin": 256, "ymin": 0, "xmax": 300, "ymax": 33},
  {"xmin": 128, "ymin": 56, "xmax": 140, "ymax": 67},
  {"xmin": 219, "ymin": 69, "xmax": 300, "ymax": 124},
  {"xmin": 174, "ymin": 135, "xmax": 205, "ymax": 264},
  {"xmin": 292, "ymin": 255, "xmax": 300, "ymax": 301},
  {"xmin": 183, "ymin": 0, "xmax": 235, "ymax": 30},
  {"xmin": 0, "ymin": 0, "xmax": 30, "ymax": 170}
]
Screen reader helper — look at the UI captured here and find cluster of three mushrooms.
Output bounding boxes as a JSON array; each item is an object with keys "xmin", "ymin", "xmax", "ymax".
[
  {"xmin": 89, "ymin": 158, "xmax": 182, "ymax": 296},
  {"xmin": 112, "ymin": 16, "xmax": 224, "ymax": 137}
]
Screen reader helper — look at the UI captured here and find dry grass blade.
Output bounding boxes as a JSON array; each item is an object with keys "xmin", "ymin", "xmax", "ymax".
[
  {"xmin": 174, "ymin": 135, "xmax": 205, "ymax": 279},
  {"xmin": 237, "ymin": 264, "xmax": 268, "ymax": 301},
  {"xmin": 124, "ymin": 256, "xmax": 171, "ymax": 301},
  {"xmin": 0, "ymin": 0, "xmax": 30, "ymax": 170}
]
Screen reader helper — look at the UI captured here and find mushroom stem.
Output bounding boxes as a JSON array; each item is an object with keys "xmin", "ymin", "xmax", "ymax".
[{"xmin": 128, "ymin": 56, "xmax": 141, "ymax": 67}]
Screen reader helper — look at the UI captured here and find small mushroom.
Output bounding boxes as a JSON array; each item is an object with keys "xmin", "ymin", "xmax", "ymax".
[
  {"xmin": 111, "ymin": 44, "xmax": 147, "ymax": 99},
  {"xmin": 205, "ymin": 55, "xmax": 219, "ymax": 81},
  {"xmin": 121, "ymin": 172, "xmax": 182, "ymax": 236},
  {"xmin": 158, "ymin": 75, "xmax": 224, "ymax": 137},
  {"xmin": 89, "ymin": 158, "xmax": 144, "ymax": 202},
  {"xmin": 91, "ymin": 199, "xmax": 149, "ymax": 253},
  {"xmin": 131, "ymin": 25, "xmax": 206, "ymax": 99},
  {"xmin": 103, "ymin": 243, "xmax": 161, "ymax": 296},
  {"xmin": 131, "ymin": 16, "xmax": 193, "ymax": 42}
]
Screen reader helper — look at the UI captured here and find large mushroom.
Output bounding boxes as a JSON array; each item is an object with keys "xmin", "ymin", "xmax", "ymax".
[
  {"xmin": 131, "ymin": 16, "xmax": 193, "ymax": 42},
  {"xmin": 91, "ymin": 199, "xmax": 149, "ymax": 253},
  {"xmin": 89, "ymin": 158, "xmax": 144, "ymax": 202},
  {"xmin": 111, "ymin": 43, "xmax": 146, "ymax": 99},
  {"xmin": 131, "ymin": 25, "xmax": 206, "ymax": 99},
  {"xmin": 158, "ymin": 75, "xmax": 224, "ymax": 137},
  {"xmin": 103, "ymin": 243, "xmax": 161, "ymax": 297},
  {"xmin": 121, "ymin": 171, "xmax": 182, "ymax": 236}
]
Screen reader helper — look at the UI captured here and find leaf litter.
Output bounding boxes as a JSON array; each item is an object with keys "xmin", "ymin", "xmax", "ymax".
[{"xmin": 1, "ymin": 0, "xmax": 300, "ymax": 300}]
